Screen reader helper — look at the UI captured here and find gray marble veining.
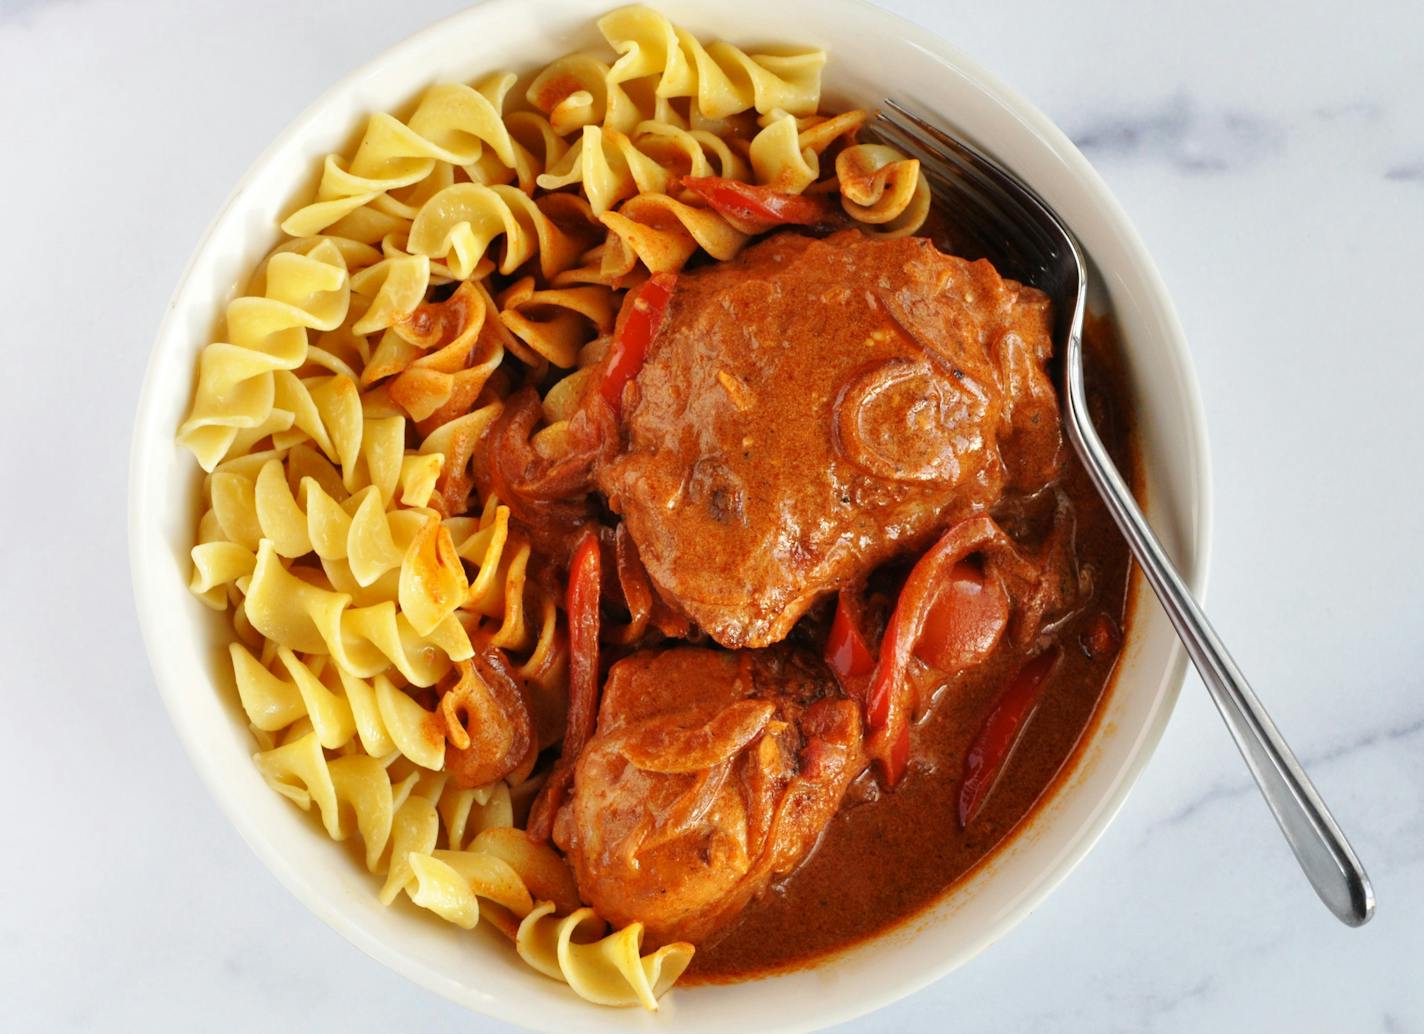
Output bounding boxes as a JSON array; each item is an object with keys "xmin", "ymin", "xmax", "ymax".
[
  {"xmin": 1069, "ymin": 93, "xmax": 1285, "ymax": 173},
  {"xmin": 1385, "ymin": 161, "xmax": 1424, "ymax": 182},
  {"xmin": 1149, "ymin": 711, "xmax": 1424, "ymax": 837}
]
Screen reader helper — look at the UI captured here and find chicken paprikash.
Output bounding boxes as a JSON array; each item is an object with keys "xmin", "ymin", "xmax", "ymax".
[{"xmin": 507, "ymin": 225, "xmax": 1134, "ymax": 978}]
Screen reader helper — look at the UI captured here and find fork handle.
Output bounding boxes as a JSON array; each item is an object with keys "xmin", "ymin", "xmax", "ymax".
[{"xmin": 1063, "ymin": 337, "xmax": 1374, "ymax": 926}]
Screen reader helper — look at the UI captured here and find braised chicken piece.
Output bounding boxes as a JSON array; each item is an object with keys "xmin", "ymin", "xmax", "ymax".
[
  {"xmin": 552, "ymin": 646, "xmax": 865, "ymax": 947},
  {"xmin": 596, "ymin": 229, "xmax": 1063, "ymax": 649}
]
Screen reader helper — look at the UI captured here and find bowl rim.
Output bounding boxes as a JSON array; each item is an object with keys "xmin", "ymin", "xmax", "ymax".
[{"xmin": 128, "ymin": 0, "xmax": 1213, "ymax": 1028}]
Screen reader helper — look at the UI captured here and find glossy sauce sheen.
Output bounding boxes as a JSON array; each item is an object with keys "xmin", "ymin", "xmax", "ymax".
[{"xmin": 683, "ymin": 314, "xmax": 1136, "ymax": 982}]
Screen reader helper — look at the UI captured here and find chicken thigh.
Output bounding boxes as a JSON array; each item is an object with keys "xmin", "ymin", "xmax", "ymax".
[
  {"xmin": 596, "ymin": 229, "xmax": 1061, "ymax": 648},
  {"xmin": 553, "ymin": 646, "xmax": 865, "ymax": 947}
]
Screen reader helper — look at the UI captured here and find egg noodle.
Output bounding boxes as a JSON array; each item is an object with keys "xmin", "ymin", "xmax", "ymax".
[{"xmin": 177, "ymin": 4, "xmax": 926, "ymax": 1009}]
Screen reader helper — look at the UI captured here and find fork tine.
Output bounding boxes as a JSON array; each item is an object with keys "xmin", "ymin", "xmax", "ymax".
[
  {"xmin": 870, "ymin": 116, "xmax": 1038, "ymax": 275},
  {"xmin": 883, "ymin": 99, "xmax": 1058, "ymax": 235},
  {"xmin": 876, "ymin": 102, "xmax": 1069, "ymax": 284},
  {"xmin": 877, "ymin": 106, "xmax": 1034, "ymax": 227},
  {"xmin": 873, "ymin": 121, "xmax": 1048, "ymax": 282}
]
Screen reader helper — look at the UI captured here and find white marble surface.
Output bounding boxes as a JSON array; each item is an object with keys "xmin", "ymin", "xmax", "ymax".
[{"xmin": 3, "ymin": 0, "xmax": 1422, "ymax": 1030}]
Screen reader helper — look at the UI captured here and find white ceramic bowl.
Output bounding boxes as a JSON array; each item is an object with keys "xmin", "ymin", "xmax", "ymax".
[{"xmin": 129, "ymin": 1, "xmax": 1211, "ymax": 1030}]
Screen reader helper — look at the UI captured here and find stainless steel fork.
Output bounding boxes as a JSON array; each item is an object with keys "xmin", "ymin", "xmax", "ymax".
[{"xmin": 871, "ymin": 100, "xmax": 1374, "ymax": 926}]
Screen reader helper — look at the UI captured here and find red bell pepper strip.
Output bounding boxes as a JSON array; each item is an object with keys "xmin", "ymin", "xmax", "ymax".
[
  {"xmin": 601, "ymin": 273, "xmax": 675, "ymax": 418},
  {"xmin": 865, "ymin": 601, "xmax": 906, "ymax": 733},
  {"xmin": 958, "ymin": 646, "xmax": 1062, "ymax": 828},
  {"xmin": 826, "ymin": 590, "xmax": 876, "ymax": 685},
  {"xmin": 915, "ymin": 560, "xmax": 1010, "ymax": 675},
  {"xmin": 526, "ymin": 527, "xmax": 602, "ymax": 842},
  {"xmin": 563, "ymin": 527, "xmax": 603, "ymax": 761},
  {"xmin": 864, "ymin": 516, "xmax": 1019, "ymax": 785},
  {"xmin": 887, "ymin": 719, "xmax": 910, "ymax": 785},
  {"xmin": 682, "ymin": 176, "xmax": 837, "ymax": 234}
]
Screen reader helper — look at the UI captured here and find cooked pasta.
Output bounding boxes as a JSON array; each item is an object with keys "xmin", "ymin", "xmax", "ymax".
[
  {"xmin": 836, "ymin": 142, "xmax": 932, "ymax": 235},
  {"xmin": 600, "ymin": 191, "xmax": 748, "ymax": 275},
  {"xmin": 179, "ymin": 239, "xmax": 352, "ymax": 472},
  {"xmin": 516, "ymin": 902, "xmax": 694, "ymax": 1009},
  {"xmin": 177, "ymin": 4, "xmax": 929, "ymax": 1010},
  {"xmin": 597, "ymin": 4, "xmax": 825, "ymax": 120}
]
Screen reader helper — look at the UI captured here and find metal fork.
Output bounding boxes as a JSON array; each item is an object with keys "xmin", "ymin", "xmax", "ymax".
[{"xmin": 871, "ymin": 100, "xmax": 1374, "ymax": 927}]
